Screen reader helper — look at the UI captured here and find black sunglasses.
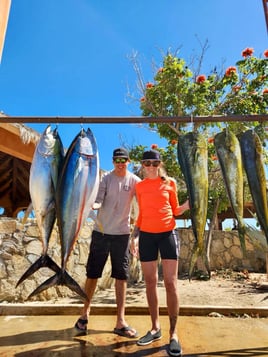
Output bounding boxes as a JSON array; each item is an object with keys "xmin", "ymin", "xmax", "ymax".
[
  {"xmin": 143, "ymin": 160, "xmax": 161, "ymax": 167},
  {"xmin": 114, "ymin": 158, "xmax": 128, "ymax": 164}
]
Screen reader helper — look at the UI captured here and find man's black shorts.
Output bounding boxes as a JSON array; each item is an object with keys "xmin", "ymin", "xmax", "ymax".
[{"xmin": 86, "ymin": 230, "xmax": 130, "ymax": 280}]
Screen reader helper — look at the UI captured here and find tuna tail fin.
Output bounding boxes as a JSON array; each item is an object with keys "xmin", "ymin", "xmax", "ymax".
[
  {"xmin": 237, "ymin": 222, "xmax": 247, "ymax": 256},
  {"xmin": 188, "ymin": 243, "xmax": 211, "ymax": 281},
  {"xmin": 16, "ymin": 254, "xmax": 61, "ymax": 287},
  {"xmin": 27, "ymin": 269, "xmax": 88, "ymax": 301},
  {"xmin": 245, "ymin": 224, "xmax": 268, "ymax": 250}
]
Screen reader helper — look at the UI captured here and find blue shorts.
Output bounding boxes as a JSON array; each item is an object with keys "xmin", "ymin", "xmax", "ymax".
[
  {"xmin": 86, "ymin": 230, "xmax": 130, "ymax": 280},
  {"xmin": 139, "ymin": 230, "xmax": 180, "ymax": 262}
]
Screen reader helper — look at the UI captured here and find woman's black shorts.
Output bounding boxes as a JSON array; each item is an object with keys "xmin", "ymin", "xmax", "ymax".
[{"xmin": 139, "ymin": 230, "xmax": 180, "ymax": 262}]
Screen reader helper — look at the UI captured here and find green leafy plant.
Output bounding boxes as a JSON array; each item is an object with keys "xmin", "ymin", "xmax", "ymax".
[{"xmin": 129, "ymin": 46, "xmax": 268, "ymax": 221}]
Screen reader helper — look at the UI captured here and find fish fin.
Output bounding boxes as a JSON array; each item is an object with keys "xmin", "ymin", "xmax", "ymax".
[
  {"xmin": 245, "ymin": 224, "xmax": 268, "ymax": 250},
  {"xmin": 60, "ymin": 270, "xmax": 88, "ymax": 301},
  {"xmin": 188, "ymin": 244, "xmax": 201, "ymax": 280},
  {"xmin": 237, "ymin": 223, "xmax": 247, "ymax": 256},
  {"xmin": 189, "ymin": 244, "xmax": 211, "ymax": 281},
  {"xmin": 27, "ymin": 273, "xmax": 59, "ymax": 299},
  {"xmin": 21, "ymin": 203, "xmax": 33, "ymax": 224},
  {"xmin": 27, "ymin": 270, "xmax": 88, "ymax": 301},
  {"xmin": 16, "ymin": 255, "xmax": 61, "ymax": 287}
]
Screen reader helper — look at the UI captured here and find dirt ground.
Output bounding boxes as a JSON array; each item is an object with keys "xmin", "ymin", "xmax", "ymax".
[{"xmin": 89, "ymin": 270, "xmax": 268, "ymax": 308}]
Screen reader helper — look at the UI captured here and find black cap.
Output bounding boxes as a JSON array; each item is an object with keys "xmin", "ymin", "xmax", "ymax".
[
  {"xmin": 142, "ymin": 149, "xmax": 161, "ymax": 161},
  {"xmin": 113, "ymin": 147, "xmax": 129, "ymax": 159}
]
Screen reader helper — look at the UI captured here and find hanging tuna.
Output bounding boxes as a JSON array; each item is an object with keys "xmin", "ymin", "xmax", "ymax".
[
  {"xmin": 16, "ymin": 125, "xmax": 64, "ymax": 288},
  {"xmin": 28, "ymin": 127, "xmax": 100, "ymax": 300}
]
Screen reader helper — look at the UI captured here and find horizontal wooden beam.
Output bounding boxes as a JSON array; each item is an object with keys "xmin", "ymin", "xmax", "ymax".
[
  {"xmin": 0, "ymin": 114, "xmax": 267, "ymax": 124},
  {"xmin": 0, "ymin": 125, "xmax": 36, "ymax": 162}
]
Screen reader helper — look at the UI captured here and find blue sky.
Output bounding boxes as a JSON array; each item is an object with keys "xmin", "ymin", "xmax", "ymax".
[{"xmin": 0, "ymin": 0, "xmax": 267, "ymax": 171}]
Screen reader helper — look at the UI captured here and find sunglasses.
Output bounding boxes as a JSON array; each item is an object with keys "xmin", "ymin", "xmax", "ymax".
[
  {"xmin": 114, "ymin": 158, "xmax": 128, "ymax": 164},
  {"xmin": 143, "ymin": 160, "xmax": 161, "ymax": 167}
]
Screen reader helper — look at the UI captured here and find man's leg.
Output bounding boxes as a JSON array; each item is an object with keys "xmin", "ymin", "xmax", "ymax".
[
  {"xmin": 75, "ymin": 277, "xmax": 98, "ymax": 330},
  {"xmin": 114, "ymin": 279, "xmax": 137, "ymax": 337}
]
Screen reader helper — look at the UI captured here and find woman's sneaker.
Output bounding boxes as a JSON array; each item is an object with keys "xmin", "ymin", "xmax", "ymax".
[
  {"xmin": 137, "ymin": 329, "xmax": 162, "ymax": 346},
  {"xmin": 168, "ymin": 338, "xmax": 182, "ymax": 357}
]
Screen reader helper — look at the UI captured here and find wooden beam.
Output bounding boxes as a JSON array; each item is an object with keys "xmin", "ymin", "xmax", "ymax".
[
  {"xmin": 0, "ymin": 125, "xmax": 36, "ymax": 162},
  {"xmin": 0, "ymin": 0, "xmax": 11, "ymax": 63},
  {"xmin": 0, "ymin": 114, "xmax": 267, "ymax": 124}
]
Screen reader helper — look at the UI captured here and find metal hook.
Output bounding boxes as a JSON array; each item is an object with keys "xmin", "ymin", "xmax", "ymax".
[{"xmin": 190, "ymin": 114, "xmax": 194, "ymax": 131}]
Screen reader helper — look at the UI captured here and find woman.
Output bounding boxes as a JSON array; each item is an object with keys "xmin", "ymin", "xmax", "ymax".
[{"xmin": 131, "ymin": 149, "xmax": 189, "ymax": 357}]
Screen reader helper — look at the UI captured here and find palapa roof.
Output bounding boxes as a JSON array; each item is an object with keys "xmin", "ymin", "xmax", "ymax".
[{"xmin": 0, "ymin": 113, "xmax": 40, "ymax": 217}]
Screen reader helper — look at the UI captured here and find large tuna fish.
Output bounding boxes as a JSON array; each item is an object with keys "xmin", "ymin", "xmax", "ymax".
[
  {"xmin": 16, "ymin": 125, "xmax": 64, "ymax": 287},
  {"xmin": 214, "ymin": 128, "xmax": 247, "ymax": 254},
  {"xmin": 28, "ymin": 128, "xmax": 99, "ymax": 300},
  {"xmin": 177, "ymin": 131, "xmax": 209, "ymax": 278},
  {"xmin": 240, "ymin": 129, "xmax": 268, "ymax": 245}
]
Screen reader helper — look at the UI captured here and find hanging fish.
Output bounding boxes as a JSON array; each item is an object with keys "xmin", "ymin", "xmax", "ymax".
[
  {"xmin": 16, "ymin": 125, "xmax": 64, "ymax": 288},
  {"xmin": 240, "ymin": 129, "xmax": 268, "ymax": 245},
  {"xmin": 177, "ymin": 131, "xmax": 209, "ymax": 279},
  {"xmin": 214, "ymin": 128, "xmax": 247, "ymax": 254},
  {"xmin": 28, "ymin": 127, "xmax": 99, "ymax": 300}
]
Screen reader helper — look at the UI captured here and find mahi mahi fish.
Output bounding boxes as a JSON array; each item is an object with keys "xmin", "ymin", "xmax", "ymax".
[
  {"xmin": 214, "ymin": 128, "xmax": 247, "ymax": 254},
  {"xmin": 28, "ymin": 128, "xmax": 99, "ymax": 300},
  {"xmin": 16, "ymin": 125, "xmax": 64, "ymax": 288},
  {"xmin": 177, "ymin": 131, "xmax": 209, "ymax": 278},
  {"xmin": 240, "ymin": 129, "xmax": 268, "ymax": 245}
]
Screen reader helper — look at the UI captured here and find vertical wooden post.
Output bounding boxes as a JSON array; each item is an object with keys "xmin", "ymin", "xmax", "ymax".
[{"xmin": 0, "ymin": 0, "xmax": 11, "ymax": 63}]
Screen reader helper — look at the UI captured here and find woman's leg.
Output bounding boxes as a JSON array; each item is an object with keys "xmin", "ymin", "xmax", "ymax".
[
  {"xmin": 162, "ymin": 259, "xmax": 179, "ymax": 340},
  {"xmin": 141, "ymin": 260, "xmax": 160, "ymax": 333}
]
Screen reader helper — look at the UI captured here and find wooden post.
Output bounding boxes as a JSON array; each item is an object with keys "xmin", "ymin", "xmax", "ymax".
[{"xmin": 0, "ymin": 0, "xmax": 11, "ymax": 63}]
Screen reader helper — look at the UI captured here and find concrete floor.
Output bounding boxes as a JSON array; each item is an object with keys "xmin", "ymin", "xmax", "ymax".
[{"xmin": 0, "ymin": 313, "xmax": 268, "ymax": 356}]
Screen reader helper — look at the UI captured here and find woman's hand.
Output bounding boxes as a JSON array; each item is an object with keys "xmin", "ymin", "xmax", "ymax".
[
  {"xmin": 130, "ymin": 236, "xmax": 139, "ymax": 258},
  {"xmin": 182, "ymin": 199, "xmax": 190, "ymax": 211},
  {"xmin": 177, "ymin": 199, "xmax": 190, "ymax": 216}
]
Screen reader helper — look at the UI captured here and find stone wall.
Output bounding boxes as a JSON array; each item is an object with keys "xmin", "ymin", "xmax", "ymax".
[
  {"xmin": 178, "ymin": 228, "xmax": 266, "ymax": 274},
  {"xmin": 0, "ymin": 218, "xmax": 266, "ymax": 303}
]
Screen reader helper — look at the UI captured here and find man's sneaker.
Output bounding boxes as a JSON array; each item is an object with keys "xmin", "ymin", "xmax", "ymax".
[
  {"xmin": 137, "ymin": 329, "xmax": 162, "ymax": 346},
  {"xmin": 168, "ymin": 338, "xmax": 182, "ymax": 357}
]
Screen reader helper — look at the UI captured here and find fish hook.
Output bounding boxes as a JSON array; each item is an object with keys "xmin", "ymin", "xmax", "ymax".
[
  {"xmin": 80, "ymin": 122, "xmax": 85, "ymax": 134},
  {"xmin": 190, "ymin": 114, "xmax": 194, "ymax": 132}
]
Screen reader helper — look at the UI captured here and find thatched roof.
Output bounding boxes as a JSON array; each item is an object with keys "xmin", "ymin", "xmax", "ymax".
[{"xmin": 0, "ymin": 114, "xmax": 39, "ymax": 216}]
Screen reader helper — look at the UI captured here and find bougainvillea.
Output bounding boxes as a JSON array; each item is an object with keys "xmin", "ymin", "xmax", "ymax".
[{"xmin": 129, "ymin": 47, "xmax": 268, "ymax": 219}]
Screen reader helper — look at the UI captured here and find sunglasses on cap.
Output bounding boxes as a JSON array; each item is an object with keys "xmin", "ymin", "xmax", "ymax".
[
  {"xmin": 142, "ymin": 160, "xmax": 161, "ymax": 167},
  {"xmin": 114, "ymin": 158, "xmax": 128, "ymax": 164}
]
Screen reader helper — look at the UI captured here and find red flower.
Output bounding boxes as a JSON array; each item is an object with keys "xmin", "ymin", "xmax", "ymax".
[
  {"xmin": 225, "ymin": 66, "xmax": 237, "ymax": 77},
  {"xmin": 232, "ymin": 85, "xmax": 241, "ymax": 92},
  {"xmin": 146, "ymin": 82, "xmax": 154, "ymax": 89},
  {"xmin": 140, "ymin": 97, "xmax": 146, "ymax": 102},
  {"xmin": 151, "ymin": 144, "xmax": 158, "ymax": 149},
  {"xmin": 264, "ymin": 49, "xmax": 268, "ymax": 58},
  {"xmin": 242, "ymin": 47, "xmax": 254, "ymax": 57},
  {"xmin": 208, "ymin": 137, "xmax": 214, "ymax": 144},
  {"xmin": 196, "ymin": 75, "xmax": 206, "ymax": 83},
  {"xmin": 211, "ymin": 155, "xmax": 218, "ymax": 161},
  {"xmin": 263, "ymin": 88, "xmax": 268, "ymax": 95},
  {"xmin": 170, "ymin": 139, "xmax": 178, "ymax": 146}
]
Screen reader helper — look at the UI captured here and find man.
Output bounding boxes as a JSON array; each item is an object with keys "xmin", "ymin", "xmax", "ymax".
[{"xmin": 75, "ymin": 147, "xmax": 140, "ymax": 338}]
